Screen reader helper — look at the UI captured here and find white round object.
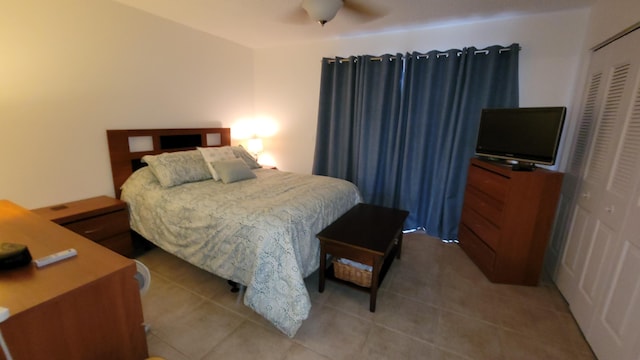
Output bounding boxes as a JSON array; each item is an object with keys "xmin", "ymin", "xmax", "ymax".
[{"xmin": 134, "ymin": 260, "xmax": 151, "ymax": 295}]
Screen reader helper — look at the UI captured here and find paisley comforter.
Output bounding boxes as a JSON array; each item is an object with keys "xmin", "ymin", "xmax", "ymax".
[{"xmin": 121, "ymin": 167, "xmax": 361, "ymax": 337}]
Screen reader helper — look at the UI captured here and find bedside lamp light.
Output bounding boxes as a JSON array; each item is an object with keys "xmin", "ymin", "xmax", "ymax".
[{"xmin": 247, "ymin": 137, "xmax": 263, "ymax": 161}]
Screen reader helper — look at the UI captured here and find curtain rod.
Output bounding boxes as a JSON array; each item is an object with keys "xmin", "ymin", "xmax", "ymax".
[{"xmin": 326, "ymin": 46, "xmax": 517, "ymax": 63}]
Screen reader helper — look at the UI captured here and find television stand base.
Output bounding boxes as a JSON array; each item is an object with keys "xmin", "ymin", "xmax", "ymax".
[{"xmin": 511, "ymin": 161, "xmax": 536, "ymax": 171}]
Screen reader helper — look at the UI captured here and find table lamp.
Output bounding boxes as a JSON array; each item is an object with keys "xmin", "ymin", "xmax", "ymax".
[{"xmin": 247, "ymin": 137, "xmax": 263, "ymax": 161}]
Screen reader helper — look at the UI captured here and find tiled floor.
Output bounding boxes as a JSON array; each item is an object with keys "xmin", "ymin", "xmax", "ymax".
[{"xmin": 137, "ymin": 231, "xmax": 596, "ymax": 360}]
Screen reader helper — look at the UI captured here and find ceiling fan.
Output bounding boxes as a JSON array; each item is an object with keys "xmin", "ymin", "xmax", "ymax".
[{"xmin": 294, "ymin": 0, "xmax": 387, "ymax": 26}]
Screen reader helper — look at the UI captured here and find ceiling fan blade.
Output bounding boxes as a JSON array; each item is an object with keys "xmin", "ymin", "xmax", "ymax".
[
  {"xmin": 281, "ymin": 6, "xmax": 311, "ymax": 25},
  {"xmin": 343, "ymin": 0, "xmax": 388, "ymax": 21}
]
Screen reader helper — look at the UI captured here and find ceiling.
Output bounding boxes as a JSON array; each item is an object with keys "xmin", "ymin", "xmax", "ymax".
[{"xmin": 113, "ymin": 0, "xmax": 593, "ymax": 49}]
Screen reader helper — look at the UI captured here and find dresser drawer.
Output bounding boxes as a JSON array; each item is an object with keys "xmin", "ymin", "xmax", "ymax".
[
  {"xmin": 458, "ymin": 224, "xmax": 496, "ymax": 275},
  {"xmin": 467, "ymin": 164, "xmax": 509, "ymax": 201},
  {"xmin": 65, "ymin": 210, "xmax": 130, "ymax": 242},
  {"xmin": 461, "ymin": 207, "xmax": 500, "ymax": 250},
  {"xmin": 463, "ymin": 186, "xmax": 504, "ymax": 227}
]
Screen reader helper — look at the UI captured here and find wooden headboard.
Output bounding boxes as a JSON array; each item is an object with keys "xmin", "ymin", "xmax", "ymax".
[{"xmin": 106, "ymin": 128, "xmax": 231, "ymax": 199}]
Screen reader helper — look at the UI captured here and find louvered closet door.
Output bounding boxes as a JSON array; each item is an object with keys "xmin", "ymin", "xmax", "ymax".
[
  {"xmin": 546, "ymin": 59, "xmax": 603, "ymax": 282},
  {"xmin": 556, "ymin": 29, "xmax": 640, "ymax": 360}
]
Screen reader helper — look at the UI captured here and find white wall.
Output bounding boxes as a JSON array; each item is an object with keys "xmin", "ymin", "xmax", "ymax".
[
  {"xmin": 585, "ymin": 0, "xmax": 640, "ymax": 48},
  {"xmin": 1, "ymin": 2, "xmax": 609, "ymax": 209},
  {"xmin": 254, "ymin": 9, "xmax": 591, "ymax": 174},
  {"xmin": 0, "ymin": 0, "xmax": 254, "ymax": 209}
]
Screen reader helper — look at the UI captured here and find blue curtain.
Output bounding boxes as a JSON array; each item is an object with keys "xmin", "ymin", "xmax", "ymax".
[{"xmin": 313, "ymin": 44, "xmax": 519, "ymax": 241}]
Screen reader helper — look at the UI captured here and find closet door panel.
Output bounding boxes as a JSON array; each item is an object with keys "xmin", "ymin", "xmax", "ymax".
[
  {"xmin": 588, "ymin": 47, "xmax": 640, "ymax": 360},
  {"xmin": 554, "ymin": 64, "xmax": 605, "ymax": 289},
  {"xmin": 557, "ymin": 28, "xmax": 640, "ymax": 360},
  {"xmin": 560, "ymin": 40, "xmax": 636, "ymax": 304},
  {"xmin": 571, "ymin": 220, "xmax": 615, "ymax": 329},
  {"xmin": 589, "ymin": 243, "xmax": 640, "ymax": 360},
  {"xmin": 569, "ymin": 72, "xmax": 604, "ymax": 175},
  {"xmin": 557, "ymin": 206, "xmax": 591, "ymax": 295},
  {"xmin": 580, "ymin": 61, "xmax": 634, "ymax": 218},
  {"xmin": 597, "ymin": 61, "xmax": 638, "ymax": 231},
  {"xmin": 556, "ymin": 49, "xmax": 611, "ymax": 306}
]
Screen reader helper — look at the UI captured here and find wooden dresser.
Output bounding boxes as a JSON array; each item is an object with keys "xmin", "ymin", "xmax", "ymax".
[
  {"xmin": 458, "ymin": 158, "xmax": 563, "ymax": 285},
  {"xmin": 32, "ymin": 196, "xmax": 134, "ymax": 258},
  {"xmin": 0, "ymin": 200, "xmax": 148, "ymax": 360}
]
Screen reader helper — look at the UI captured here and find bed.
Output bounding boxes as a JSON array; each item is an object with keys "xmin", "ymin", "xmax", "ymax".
[{"xmin": 106, "ymin": 128, "xmax": 361, "ymax": 337}]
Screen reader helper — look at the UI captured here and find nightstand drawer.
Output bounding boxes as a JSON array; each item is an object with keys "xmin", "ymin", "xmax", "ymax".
[
  {"xmin": 32, "ymin": 196, "xmax": 134, "ymax": 258},
  {"xmin": 97, "ymin": 232, "xmax": 134, "ymax": 258},
  {"xmin": 65, "ymin": 210, "xmax": 129, "ymax": 242}
]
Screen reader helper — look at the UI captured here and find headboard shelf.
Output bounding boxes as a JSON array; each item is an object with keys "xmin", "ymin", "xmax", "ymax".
[
  {"xmin": 126, "ymin": 148, "xmax": 195, "ymax": 158},
  {"xmin": 107, "ymin": 128, "xmax": 231, "ymax": 198}
]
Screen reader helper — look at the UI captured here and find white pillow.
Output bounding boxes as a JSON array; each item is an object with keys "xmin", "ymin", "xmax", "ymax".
[
  {"xmin": 197, "ymin": 146, "xmax": 236, "ymax": 181},
  {"xmin": 212, "ymin": 158, "xmax": 257, "ymax": 184},
  {"xmin": 141, "ymin": 150, "xmax": 211, "ymax": 187}
]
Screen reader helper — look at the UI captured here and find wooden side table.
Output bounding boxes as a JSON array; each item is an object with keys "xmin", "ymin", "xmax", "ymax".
[
  {"xmin": 32, "ymin": 196, "xmax": 134, "ymax": 258},
  {"xmin": 317, "ymin": 203, "xmax": 409, "ymax": 312}
]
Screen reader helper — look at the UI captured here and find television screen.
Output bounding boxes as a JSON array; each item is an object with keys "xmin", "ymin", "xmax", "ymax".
[{"xmin": 475, "ymin": 107, "xmax": 567, "ymax": 167}]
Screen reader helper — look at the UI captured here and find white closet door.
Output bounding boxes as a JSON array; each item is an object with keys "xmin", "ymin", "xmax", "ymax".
[
  {"xmin": 552, "ymin": 67, "xmax": 604, "ymax": 295},
  {"xmin": 587, "ymin": 52, "xmax": 640, "ymax": 360},
  {"xmin": 545, "ymin": 61, "xmax": 604, "ymax": 279},
  {"xmin": 556, "ymin": 29, "xmax": 640, "ymax": 360}
]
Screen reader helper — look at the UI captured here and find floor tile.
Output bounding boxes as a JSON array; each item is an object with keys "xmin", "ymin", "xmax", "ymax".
[
  {"xmin": 150, "ymin": 299, "xmax": 245, "ymax": 359},
  {"xmin": 355, "ymin": 325, "xmax": 440, "ymax": 359},
  {"xmin": 138, "ymin": 232, "xmax": 595, "ymax": 360},
  {"xmin": 284, "ymin": 344, "xmax": 331, "ymax": 360},
  {"xmin": 146, "ymin": 333, "xmax": 189, "ymax": 360},
  {"xmin": 372, "ymin": 291, "xmax": 440, "ymax": 343},
  {"xmin": 294, "ymin": 305, "xmax": 372, "ymax": 359},
  {"xmin": 499, "ymin": 328, "xmax": 582, "ymax": 360},
  {"xmin": 201, "ymin": 321, "xmax": 295, "ymax": 360},
  {"xmin": 435, "ymin": 310, "xmax": 504, "ymax": 359}
]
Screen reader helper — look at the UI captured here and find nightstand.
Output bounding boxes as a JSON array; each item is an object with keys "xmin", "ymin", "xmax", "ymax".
[{"xmin": 32, "ymin": 196, "xmax": 134, "ymax": 258}]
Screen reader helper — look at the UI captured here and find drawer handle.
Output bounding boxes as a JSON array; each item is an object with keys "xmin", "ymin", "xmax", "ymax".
[
  {"xmin": 83, "ymin": 227, "xmax": 103, "ymax": 234},
  {"xmin": 605, "ymin": 205, "xmax": 614, "ymax": 214},
  {"xmin": 581, "ymin": 192, "xmax": 590, "ymax": 199}
]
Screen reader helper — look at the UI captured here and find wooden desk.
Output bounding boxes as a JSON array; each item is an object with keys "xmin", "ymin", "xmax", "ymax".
[
  {"xmin": 317, "ymin": 203, "xmax": 409, "ymax": 312},
  {"xmin": 0, "ymin": 200, "xmax": 148, "ymax": 360}
]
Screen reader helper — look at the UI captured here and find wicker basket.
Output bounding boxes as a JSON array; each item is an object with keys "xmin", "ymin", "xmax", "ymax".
[{"xmin": 332, "ymin": 259, "xmax": 372, "ymax": 287}]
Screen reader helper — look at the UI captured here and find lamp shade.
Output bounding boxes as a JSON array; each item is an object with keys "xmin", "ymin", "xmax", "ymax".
[
  {"xmin": 302, "ymin": 0, "xmax": 343, "ymax": 25},
  {"xmin": 248, "ymin": 137, "xmax": 263, "ymax": 155}
]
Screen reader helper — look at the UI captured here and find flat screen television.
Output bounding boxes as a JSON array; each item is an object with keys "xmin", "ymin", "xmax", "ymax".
[{"xmin": 475, "ymin": 106, "xmax": 567, "ymax": 171}]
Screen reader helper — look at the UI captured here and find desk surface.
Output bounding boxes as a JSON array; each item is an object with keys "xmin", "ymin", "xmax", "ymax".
[
  {"xmin": 317, "ymin": 203, "xmax": 409, "ymax": 255},
  {"xmin": 0, "ymin": 200, "xmax": 134, "ymax": 316},
  {"xmin": 0, "ymin": 200, "xmax": 147, "ymax": 360}
]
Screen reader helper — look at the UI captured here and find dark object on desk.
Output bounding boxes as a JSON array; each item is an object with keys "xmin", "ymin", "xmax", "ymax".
[{"xmin": 0, "ymin": 242, "xmax": 32, "ymax": 270}]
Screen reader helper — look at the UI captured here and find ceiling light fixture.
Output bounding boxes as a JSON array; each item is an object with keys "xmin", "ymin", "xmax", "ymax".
[{"xmin": 302, "ymin": 0, "xmax": 343, "ymax": 26}]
